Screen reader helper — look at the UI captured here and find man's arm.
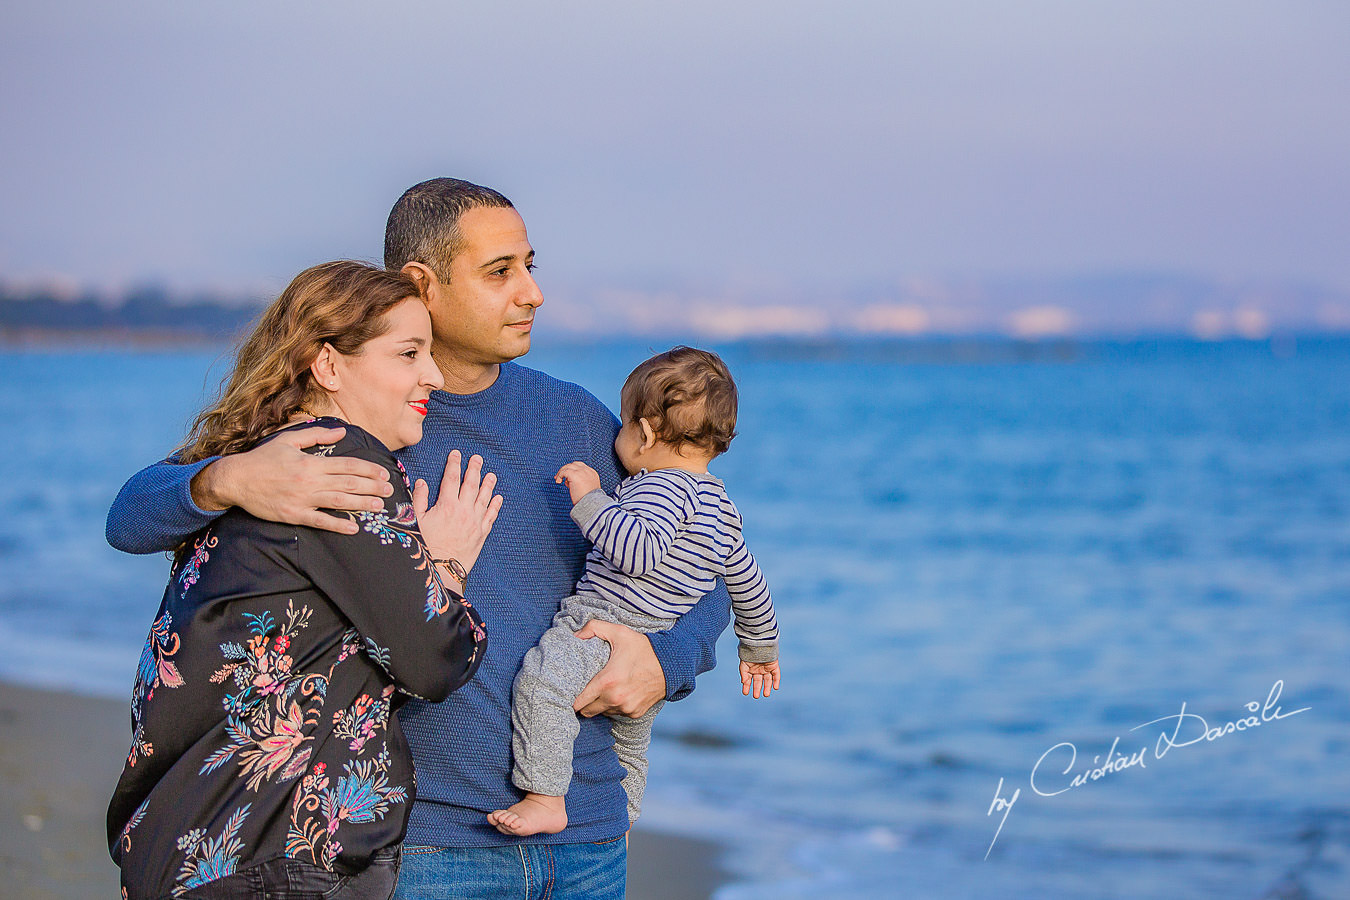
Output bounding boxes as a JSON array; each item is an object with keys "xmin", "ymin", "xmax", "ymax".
[
  {"xmin": 106, "ymin": 456, "xmax": 221, "ymax": 554},
  {"xmin": 573, "ymin": 580, "xmax": 732, "ymax": 716},
  {"xmin": 106, "ymin": 425, "xmax": 392, "ymax": 554},
  {"xmin": 647, "ymin": 579, "xmax": 732, "ymax": 701}
]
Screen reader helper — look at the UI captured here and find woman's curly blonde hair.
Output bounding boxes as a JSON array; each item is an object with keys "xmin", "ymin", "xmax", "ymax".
[{"xmin": 176, "ymin": 261, "xmax": 419, "ymax": 463}]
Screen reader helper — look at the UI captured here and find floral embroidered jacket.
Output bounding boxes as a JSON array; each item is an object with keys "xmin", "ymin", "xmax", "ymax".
[{"xmin": 107, "ymin": 420, "xmax": 487, "ymax": 900}]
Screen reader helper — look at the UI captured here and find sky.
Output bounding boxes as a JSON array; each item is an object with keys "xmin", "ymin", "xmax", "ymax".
[{"xmin": 2, "ymin": 1, "xmax": 1348, "ymax": 313}]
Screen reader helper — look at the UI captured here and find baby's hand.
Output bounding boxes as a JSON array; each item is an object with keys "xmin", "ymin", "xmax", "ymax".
[
  {"xmin": 740, "ymin": 659, "xmax": 781, "ymax": 699},
  {"xmin": 555, "ymin": 461, "xmax": 603, "ymax": 505}
]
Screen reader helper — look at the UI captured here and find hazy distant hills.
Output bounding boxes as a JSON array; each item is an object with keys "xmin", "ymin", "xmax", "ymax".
[
  {"xmin": 541, "ymin": 272, "xmax": 1350, "ymax": 340},
  {"xmin": 0, "ymin": 284, "xmax": 259, "ymax": 342},
  {"xmin": 4, "ymin": 273, "xmax": 1349, "ymax": 342}
]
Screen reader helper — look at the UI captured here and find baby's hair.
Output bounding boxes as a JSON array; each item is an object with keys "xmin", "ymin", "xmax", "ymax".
[{"xmin": 620, "ymin": 346, "xmax": 738, "ymax": 456}]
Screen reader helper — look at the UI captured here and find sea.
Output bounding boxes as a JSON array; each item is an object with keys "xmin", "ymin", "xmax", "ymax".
[{"xmin": 1, "ymin": 336, "xmax": 1347, "ymax": 899}]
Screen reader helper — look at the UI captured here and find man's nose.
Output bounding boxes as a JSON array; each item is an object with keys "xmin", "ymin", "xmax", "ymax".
[{"xmin": 518, "ymin": 269, "xmax": 544, "ymax": 309}]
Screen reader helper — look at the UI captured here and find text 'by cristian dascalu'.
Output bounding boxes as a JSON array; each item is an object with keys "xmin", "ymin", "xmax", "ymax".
[{"xmin": 984, "ymin": 679, "xmax": 1310, "ymax": 860}]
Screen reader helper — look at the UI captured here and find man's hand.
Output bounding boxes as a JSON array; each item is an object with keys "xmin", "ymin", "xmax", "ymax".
[
  {"xmin": 572, "ymin": 619, "xmax": 667, "ymax": 718},
  {"xmin": 740, "ymin": 659, "xmax": 781, "ymax": 699},
  {"xmin": 190, "ymin": 426, "xmax": 391, "ymax": 533},
  {"xmin": 413, "ymin": 450, "xmax": 503, "ymax": 576},
  {"xmin": 555, "ymin": 461, "xmax": 603, "ymax": 505}
]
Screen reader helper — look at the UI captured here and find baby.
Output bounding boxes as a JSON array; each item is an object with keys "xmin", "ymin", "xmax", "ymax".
[{"xmin": 488, "ymin": 346, "xmax": 780, "ymax": 836}]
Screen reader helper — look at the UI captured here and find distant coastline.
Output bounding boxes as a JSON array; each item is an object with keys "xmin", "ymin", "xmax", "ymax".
[
  {"xmin": 0, "ymin": 327, "xmax": 238, "ymax": 349},
  {"xmin": 4, "ymin": 324, "xmax": 1346, "ymax": 367},
  {"xmin": 5, "ymin": 270, "xmax": 1350, "ymax": 346},
  {"xmin": 0, "ymin": 284, "xmax": 258, "ymax": 345}
]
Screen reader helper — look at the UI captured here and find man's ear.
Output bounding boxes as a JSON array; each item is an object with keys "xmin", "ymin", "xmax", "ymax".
[
  {"xmin": 637, "ymin": 418, "xmax": 658, "ymax": 451},
  {"xmin": 310, "ymin": 342, "xmax": 340, "ymax": 391},
  {"xmin": 402, "ymin": 262, "xmax": 440, "ymax": 302}
]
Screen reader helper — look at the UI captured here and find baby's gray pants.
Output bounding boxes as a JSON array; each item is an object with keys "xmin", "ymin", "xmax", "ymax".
[{"xmin": 510, "ymin": 593, "xmax": 675, "ymax": 824}]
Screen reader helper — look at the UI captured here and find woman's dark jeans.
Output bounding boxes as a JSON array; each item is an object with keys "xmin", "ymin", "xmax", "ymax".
[{"xmin": 181, "ymin": 846, "xmax": 401, "ymax": 900}]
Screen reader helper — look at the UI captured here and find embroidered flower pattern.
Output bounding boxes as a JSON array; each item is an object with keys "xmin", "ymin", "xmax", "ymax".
[
  {"xmin": 117, "ymin": 798, "xmax": 150, "ymax": 855},
  {"xmin": 338, "ymin": 502, "xmax": 477, "ymax": 629},
  {"xmin": 286, "ymin": 754, "xmax": 407, "ymax": 868},
  {"xmin": 332, "ymin": 685, "xmax": 395, "ymax": 753},
  {"xmin": 357, "ymin": 509, "xmax": 415, "ymax": 548},
  {"xmin": 172, "ymin": 805, "xmax": 250, "ymax": 897},
  {"xmin": 200, "ymin": 601, "xmax": 324, "ymax": 789},
  {"xmin": 178, "ymin": 533, "xmax": 219, "ymax": 596},
  {"xmin": 127, "ymin": 609, "xmax": 185, "ymax": 767}
]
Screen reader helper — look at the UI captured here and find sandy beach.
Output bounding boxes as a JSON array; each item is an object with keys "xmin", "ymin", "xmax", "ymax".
[{"xmin": 0, "ymin": 681, "xmax": 728, "ymax": 900}]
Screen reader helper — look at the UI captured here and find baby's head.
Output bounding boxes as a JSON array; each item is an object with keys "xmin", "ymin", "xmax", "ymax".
[{"xmin": 615, "ymin": 346, "xmax": 738, "ymax": 475}]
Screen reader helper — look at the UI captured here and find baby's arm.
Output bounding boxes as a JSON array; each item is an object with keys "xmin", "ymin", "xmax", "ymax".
[
  {"xmin": 726, "ymin": 535, "xmax": 780, "ymax": 699},
  {"xmin": 556, "ymin": 463, "xmax": 694, "ymax": 577},
  {"xmin": 725, "ymin": 535, "xmax": 777, "ymax": 653}
]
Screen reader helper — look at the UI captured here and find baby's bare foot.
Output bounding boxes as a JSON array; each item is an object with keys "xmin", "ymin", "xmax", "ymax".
[{"xmin": 487, "ymin": 794, "xmax": 568, "ymax": 836}]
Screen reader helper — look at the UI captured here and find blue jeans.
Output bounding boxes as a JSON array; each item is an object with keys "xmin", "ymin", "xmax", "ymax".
[{"xmin": 393, "ymin": 837, "xmax": 626, "ymax": 900}]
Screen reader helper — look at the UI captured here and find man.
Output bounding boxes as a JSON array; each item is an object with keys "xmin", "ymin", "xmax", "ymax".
[{"xmin": 105, "ymin": 178, "xmax": 732, "ymax": 899}]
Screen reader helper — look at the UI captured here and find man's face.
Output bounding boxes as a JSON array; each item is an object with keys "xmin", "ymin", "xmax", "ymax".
[{"xmin": 425, "ymin": 205, "xmax": 542, "ymax": 367}]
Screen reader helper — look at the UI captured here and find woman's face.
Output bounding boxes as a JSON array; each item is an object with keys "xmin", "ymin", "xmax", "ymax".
[{"xmin": 327, "ymin": 298, "xmax": 444, "ymax": 450}]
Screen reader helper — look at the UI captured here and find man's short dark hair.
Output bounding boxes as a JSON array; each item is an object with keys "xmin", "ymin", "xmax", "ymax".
[{"xmin": 384, "ymin": 178, "xmax": 515, "ymax": 281}]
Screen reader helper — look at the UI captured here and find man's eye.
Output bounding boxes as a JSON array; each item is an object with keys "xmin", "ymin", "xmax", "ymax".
[{"xmin": 526, "ymin": 263, "xmax": 537, "ymax": 272}]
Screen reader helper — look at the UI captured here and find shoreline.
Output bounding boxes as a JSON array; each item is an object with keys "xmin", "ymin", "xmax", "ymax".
[{"xmin": 0, "ymin": 679, "xmax": 730, "ymax": 900}]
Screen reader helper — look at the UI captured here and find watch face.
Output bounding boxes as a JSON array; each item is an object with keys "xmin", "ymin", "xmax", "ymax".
[{"xmin": 436, "ymin": 558, "xmax": 468, "ymax": 587}]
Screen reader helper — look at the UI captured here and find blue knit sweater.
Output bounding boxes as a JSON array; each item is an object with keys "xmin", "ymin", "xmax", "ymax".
[{"xmin": 106, "ymin": 361, "xmax": 732, "ymax": 847}]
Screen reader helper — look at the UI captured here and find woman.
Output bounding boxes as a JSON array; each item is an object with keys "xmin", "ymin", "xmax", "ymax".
[{"xmin": 107, "ymin": 261, "xmax": 495, "ymax": 900}]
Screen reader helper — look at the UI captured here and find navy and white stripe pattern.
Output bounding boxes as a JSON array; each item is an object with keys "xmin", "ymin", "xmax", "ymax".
[{"xmin": 572, "ymin": 469, "xmax": 778, "ymax": 662}]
